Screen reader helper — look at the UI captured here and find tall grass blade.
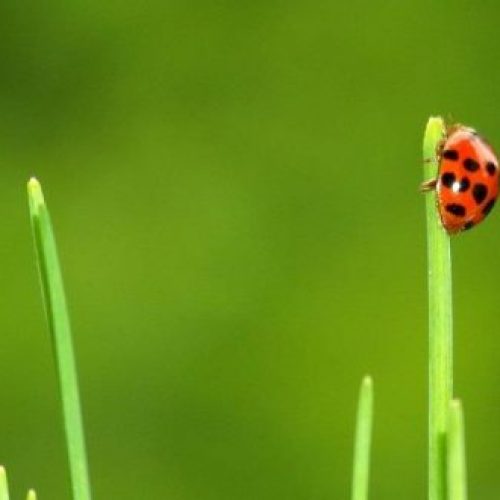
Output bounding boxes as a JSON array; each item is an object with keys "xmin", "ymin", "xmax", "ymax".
[
  {"xmin": 351, "ymin": 376, "xmax": 373, "ymax": 500},
  {"xmin": 448, "ymin": 400, "xmax": 467, "ymax": 500},
  {"xmin": 423, "ymin": 117, "xmax": 453, "ymax": 500},
  {"xmin": 27, "ymin": 178, "xmax": 92, "ymax": 500}
]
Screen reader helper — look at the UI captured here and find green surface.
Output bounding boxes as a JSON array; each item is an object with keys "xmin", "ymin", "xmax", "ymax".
[{"xmin": 1, "ymin": 2, "xmax": 500, "ymax": 499}]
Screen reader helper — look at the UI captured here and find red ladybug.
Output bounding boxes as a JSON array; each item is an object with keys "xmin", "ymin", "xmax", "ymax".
[{"xmin": 422, "ymin": 124, "xmax": 499, "ymax": 234}]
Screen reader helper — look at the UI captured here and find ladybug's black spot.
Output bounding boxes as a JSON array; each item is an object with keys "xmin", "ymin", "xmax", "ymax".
[
  {"xmin": 443, "ymin": 149, "xmax": 459, "ymax": 160},
  {"xmin": 459, "ymin": 177, "xmax": 470, "ymax": 192},
  {"xmin": 463, "ymin": 221, "xmax": 475, "ymax": 231},
  {"xmin": 441, "ymin": 172, "xmax": 455, "ymax": 188},
  {"xmin": 486, "ymin": 162, "xmax": 497, "ymax": 176},
  {"xmin": 445, "ymin": 203, "xmax": 466, "ymax": 217},
  {"xmin": 463, "ymin": 158, "xmax": 480, "ymax": 172},
  {"xmin": 482, "ymin": 197, "xmax": 497, "ymax": 216},
  {"xmin": 472, "ymin": 183, "xmax": 488, "ymax": 205}
]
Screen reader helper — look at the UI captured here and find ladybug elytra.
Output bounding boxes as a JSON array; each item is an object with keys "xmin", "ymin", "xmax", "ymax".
[{"xmin": 422, "ymin": 124, "xmax": 499, "ymax": 234}]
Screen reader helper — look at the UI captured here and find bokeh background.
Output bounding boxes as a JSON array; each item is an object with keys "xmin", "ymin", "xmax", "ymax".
[{"xmin": 1, "ymin": 1, "xmax": 500, "ymax": 498}]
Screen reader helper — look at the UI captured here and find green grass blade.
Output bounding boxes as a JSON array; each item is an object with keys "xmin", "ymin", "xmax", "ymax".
[
  {"xmin": 351, "ymin": 376, "xmax": 373, "ymax": 500},
  {"xmin": 26, "ymin": 490, "xmax": 37, "ymax": 500},
  {"xmin": 448, "ymin": 400, "xmax": 467, "ymax": 500},
  {"xmin": 0, "ymin": 467, "xmax": 9, "ymax": 500},
  {"xmin": 423, "ymin": 116, "xmax": 453, "ymax": 500},
  {"xmin": 27, "ymin": 178, "xmax": 92, "ymax": 500}
]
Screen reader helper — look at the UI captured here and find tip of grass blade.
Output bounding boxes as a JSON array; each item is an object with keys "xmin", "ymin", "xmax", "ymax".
[
  {"xmin": 361, "ymin": 375, "xmax": 373, "ymax": 390},
  {"xmin": 27, "ymin": 177, "xmax": 45, "ymax": 217},
  {"xmin": 26, "ymin": 489, "xmax": 37, "ymax": 500},
  {"xmin": 0, "ymin": 466, "xmax": 9, "ymax": 500},
  {"xmin": 423, "ymin": 116, "xmax": 445, "ymax": 165},
  {"xmin": 424, "ymin": 115, "xmax": 445, "ymax": 143},
  {"xmin": 351, "ymin": 375, "xmax": 374, "ymax": 500},
  {"xmin": 448, "ymin": 399, "xmax": 468, "ymax": 500},
  {"xmin": 27, "ymin": 177, "xmax": 43, "ymax": 201},
  {"xmin": 425, "ymin": 115, "xmax": 445, "ymax": 131}
]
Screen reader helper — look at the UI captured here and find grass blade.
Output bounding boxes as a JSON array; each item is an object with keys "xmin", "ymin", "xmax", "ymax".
[
  {"xmin": 448, "ymin": 400, "xmax": 467, "ymax": 500},
  {"xmin": 351, "ymin": 376, "xmax": 373, "ymax": 500},
  {"xmin": 27, "ymin": 178, "xmax": 92, "ymax": 500},
  {"xmin": 423, "ymin": 117, "xmax": 453, "ymax": 500},
  {"xmin": 0, "ymin": 467, "xmax": 9, "ymax": 500}
]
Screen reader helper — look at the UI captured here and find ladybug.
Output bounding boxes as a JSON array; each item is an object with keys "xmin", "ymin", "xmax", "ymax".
[{"xmin": 422, "ymin": 124, "xmax": 499, "ymax": 234}]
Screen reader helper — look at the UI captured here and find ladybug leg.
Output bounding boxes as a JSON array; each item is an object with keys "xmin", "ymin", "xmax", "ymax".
[
  {"xmin": 424, "ymin": 139, "xmax": 446, "ymax": 162},
  {"xmin": 420, "ymin": 179, "xmax": 437, "ymax": 192},
  {"xmin": 423, "ymin": 138, "xmax": 445, "ymax": 164},
  {"xmin": 436, "ymin": 137, "xmax": 446, "ymax": 156},
  {"xmin": 421, "ymin": 136, "xmax": 445, "ymax": 191}
]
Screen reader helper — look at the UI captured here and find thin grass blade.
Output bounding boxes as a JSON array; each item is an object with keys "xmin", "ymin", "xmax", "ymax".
[
  {"xmin": 351, "ymin": 376, "xmax": 374, "ymax": 500},
  {"xmin": 27, "ymin": 178, "xmax": 92, "ymax": 500},
  {"xmin": 423, "ymin": 117, "xmax": 453, "ymax": 500},
  {"xmin": 26, "ymin": 490, "xmax": 37, "ymax": 500},
  {"xmin": 448, "ymin": 400, "xmax": 467, "ymax": 500}
]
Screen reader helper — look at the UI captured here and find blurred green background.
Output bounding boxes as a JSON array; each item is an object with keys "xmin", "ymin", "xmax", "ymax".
[{"xmin": 1, "ymin": 1, "xmax": 500, "ymax": 498}]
